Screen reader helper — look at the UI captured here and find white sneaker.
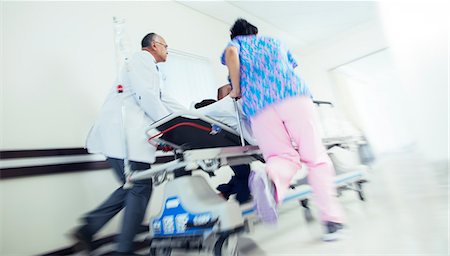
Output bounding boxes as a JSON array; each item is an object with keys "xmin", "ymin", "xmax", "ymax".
[{"xmin": 249, "ymin": 170, "xmax": 278, "ymax": 224}]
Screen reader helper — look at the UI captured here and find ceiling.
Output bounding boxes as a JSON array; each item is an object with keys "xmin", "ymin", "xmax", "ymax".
[{"xmin": 178, "ymin": 1, "xmax": 381, "ymax": 53}]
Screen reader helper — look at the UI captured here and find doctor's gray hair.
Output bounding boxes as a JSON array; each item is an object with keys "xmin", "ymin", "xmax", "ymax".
[{"xmin": 141, "ymin": 33, "xmax": 158, "ymax": 48}]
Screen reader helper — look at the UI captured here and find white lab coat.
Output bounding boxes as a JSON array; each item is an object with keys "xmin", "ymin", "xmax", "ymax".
[
  {"xmin": 86, "ymin": 51, "xmax": 185, "ymax": 163},
  {"xmin": 194, "ymin": 96, "xmax": 257, "ymax": 145}
]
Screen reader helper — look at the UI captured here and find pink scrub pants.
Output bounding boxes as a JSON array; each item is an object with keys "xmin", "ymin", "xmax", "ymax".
[{"xmin": 250, "ymin": 96, "xmax": 344, "ymax": 223}]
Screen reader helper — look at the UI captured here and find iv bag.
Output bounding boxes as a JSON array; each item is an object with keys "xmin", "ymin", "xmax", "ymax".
[{"xmin": 113, "ymin": 16, "xmax": 130, "ymax": 75}]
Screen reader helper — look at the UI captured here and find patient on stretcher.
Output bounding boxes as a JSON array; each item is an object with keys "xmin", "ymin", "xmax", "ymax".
[
  {"xmin": 194, "ymin": 95, "xmax": 256, "ymax": 145},
  {"xmin": 152, "ymin": 84, "xmax": 254, "ymax": 204},
  {"xmin": 193, "ymin": 93, "xmax": 255, "ymax": 204},
  {"xmin": 153, "ymin": 85, "xmax": 256, "ymax": 149}
]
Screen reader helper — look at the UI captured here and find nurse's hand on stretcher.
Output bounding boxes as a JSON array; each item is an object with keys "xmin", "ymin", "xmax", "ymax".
[{"xmin": 229, "ymin": 88, "xmax": 241, "ymax": 99}]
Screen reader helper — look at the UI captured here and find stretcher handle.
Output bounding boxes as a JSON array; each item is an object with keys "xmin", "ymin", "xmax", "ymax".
[
  {"xmin": 233, "ymin": 99, "xmax": 246, "ymax": 147},
  {"xmin": 129, "ymin": 159, "xmax": 185, "ymax": 181}
]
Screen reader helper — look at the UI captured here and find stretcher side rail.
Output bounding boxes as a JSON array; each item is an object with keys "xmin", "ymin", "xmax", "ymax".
[
  {"xmin": 147, "ymin": 110, "xmax": 240, "ymax": 137},
  {"xmin": 133, "ymin": 110, "xmax": 368, "ymax": 183},
  {"xmin": 127, "ymin": 110, "xmax": 261, "ymax": 182},
  {"xmin": 129, "ymin": 145, "xmax": 261, "ymax": 182}
]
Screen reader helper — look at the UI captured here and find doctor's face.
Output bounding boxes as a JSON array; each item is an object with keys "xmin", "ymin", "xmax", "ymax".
[{"xmin": 152, "ymin": 36, "xmax": 168, "ymax": 62}]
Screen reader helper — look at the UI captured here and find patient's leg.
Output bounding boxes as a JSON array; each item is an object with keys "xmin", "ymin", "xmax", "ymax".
[
  {"xmin": 217, "ymin": 164, "xmax": 251, "ymax": 204},
  {"xmin": 230, "ymin": 164, "xmax": 251, "ymax": 203}
]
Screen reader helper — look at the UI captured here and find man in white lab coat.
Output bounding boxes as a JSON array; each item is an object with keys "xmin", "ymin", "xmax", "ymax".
[{"xmin": 74, "ymin": 33, "xmax": 183, "ymax": 255}]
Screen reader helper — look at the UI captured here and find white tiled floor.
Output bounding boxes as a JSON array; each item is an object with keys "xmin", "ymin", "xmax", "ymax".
[{"xmin": 160, "ymin": 153, "xmax": 448, "ymax": 256}]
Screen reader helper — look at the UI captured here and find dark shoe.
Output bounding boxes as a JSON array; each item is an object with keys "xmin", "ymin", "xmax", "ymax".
[
  {"xmin": 322, "ymin": 221, "xmax": 344, "ymax": 241},
  {"xmin": 218, "ymin": 176, "xmax": 252, "ymax": 204},
  {"xmin": 71, "ymin": 227, "xmax": 94, "ymax": 251},
  {"xmin": 236, "ymin": 194, "xmax": 252, "ymax": 204},
  {"xmin": 233, "ymin": 177, "xmax": 252, "ymax": 204},
  {"xmin": 216, "ymin": 183, "xmax": 232, "ymax": 200}
]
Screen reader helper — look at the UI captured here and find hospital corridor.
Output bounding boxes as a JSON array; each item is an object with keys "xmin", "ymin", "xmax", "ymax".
[{"xmin": 1, "ymin": 1, "xmax": 448, "ymax": 256}]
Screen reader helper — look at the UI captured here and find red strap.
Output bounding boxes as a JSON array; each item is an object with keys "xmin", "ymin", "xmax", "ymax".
[{"xmin": 148, "ymin": 122, "xmax": 212, "ymax": 142}]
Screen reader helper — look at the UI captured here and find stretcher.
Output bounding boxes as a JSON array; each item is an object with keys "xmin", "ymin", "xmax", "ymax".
[{"xmin": 129, "ymin": 103, "xmax": 368, "ymax": 256}]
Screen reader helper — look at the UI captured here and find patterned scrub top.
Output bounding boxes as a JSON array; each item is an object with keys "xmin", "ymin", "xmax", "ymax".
[{"xmin": 221, "ymin": 35, "xmax": 312, "ymax": 117}]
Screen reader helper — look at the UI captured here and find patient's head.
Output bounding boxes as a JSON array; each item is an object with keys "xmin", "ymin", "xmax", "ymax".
[{"xmin": 217, "ymin": 84, "xmax": 232, "ymax": 100}]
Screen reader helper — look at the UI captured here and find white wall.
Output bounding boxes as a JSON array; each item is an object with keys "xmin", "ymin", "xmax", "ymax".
[
  {"xmin": 330, "ymin": 49, "xmax": 416, "ymax": 155},
  {"xmin": 298, "ymin": 2, "xmax": 448, "ymax": 162},
  {"xmin": 294, "ymin": 20, "xmax": 390, "ymax": 153},
  {"xmin": 298, "ymin": 20, "xmax": 388, "ymax": 102},
  {"xmin": 1, "ymin": 1, "xmax": 231, "ymax": 150},
  {"xmin": 377, "ymin": 1, "xmax": 449, "ymax": 162}
]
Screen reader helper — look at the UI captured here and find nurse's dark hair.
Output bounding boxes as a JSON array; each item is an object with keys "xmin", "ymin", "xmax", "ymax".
[
  {"xmin": 230, "ymin": 18, "xmax": 258, "ymax": 39},
  {"xmin": 141, "ymin": 33, "xmax": 158, "ymax": 48}
]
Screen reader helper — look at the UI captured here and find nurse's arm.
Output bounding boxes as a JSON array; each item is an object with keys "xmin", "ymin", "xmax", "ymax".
[{"xmin": 225, "ymin": 46, "xmax": 241, "ymax": 99}]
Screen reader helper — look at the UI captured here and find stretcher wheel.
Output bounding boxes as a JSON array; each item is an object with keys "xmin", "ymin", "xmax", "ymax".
[
  {"xmin": 149, "ymin": 247, "xmax": 171, "ymax": 256},
  {"xmin": 214, "ymin": 233, "xmax": 239, "ymax": 256}
]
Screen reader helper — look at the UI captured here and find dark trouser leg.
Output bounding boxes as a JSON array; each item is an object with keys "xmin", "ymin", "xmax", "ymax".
[
  {"xmin": 231, "ymin": 164, "xmax": 251, "ymax": 204},
  {"xmin": 80, "ymin": 158, "xmax": 127, "ymax": 239},
  {"xmin": 116, "ymin": 161, "xmax": 152, "ymax": 253},
  {"xmin": 217, "ymin": 164, "xmax": 251, "ymax": 204}
]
